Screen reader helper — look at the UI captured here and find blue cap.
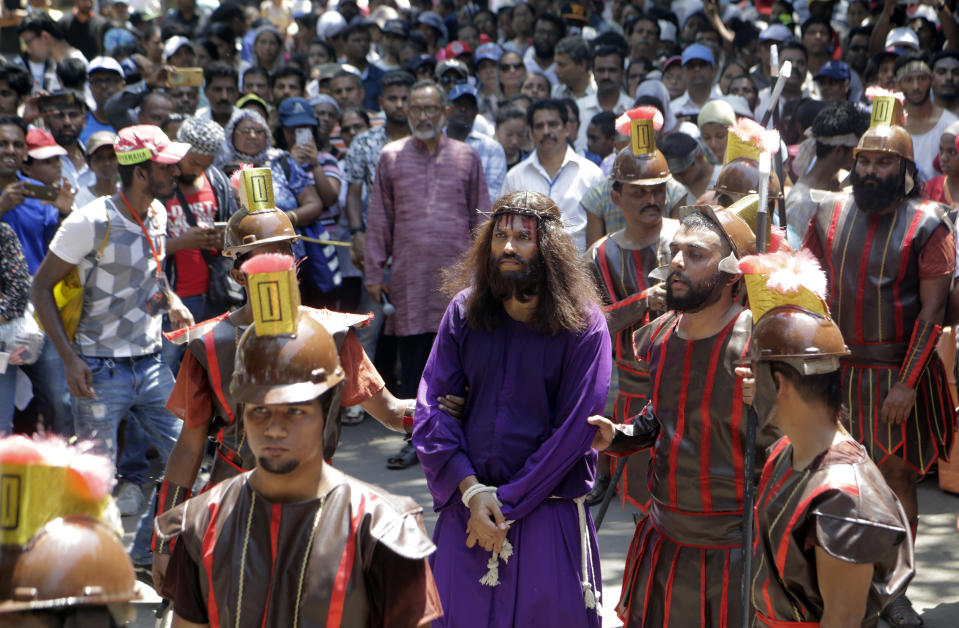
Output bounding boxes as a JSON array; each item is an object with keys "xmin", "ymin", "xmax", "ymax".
[
  {"xmin": 382, "ymin": 19, "xmax": 409, "ymax": 37},
  {"xmin": 681, "ymin": 43, "xmax": 714, "ymax": 67},
  {"xmin": 475, "ymin": 43, "xmax": 503, "ymax": 65},
  {"xmin": 408, "ymin": 53, "xmax": 437, "ymax": 72},
  {"xmin": 815, "ymin": 60, "xmax": 851, "ymax": 81},
  {"xmin": 417, "ymin": 11, "xmax": 448, "ymax": 40},
  {"xmin": 277, "ymin": 97, "xmax": 318, "ymax": 127},
  {"xmin": 759, "ymin": 23, "xmax": 794, "ymax": 43},
  {"xmin": 448, "ymin": 83, "xmax": 478, "ymax": 102}
]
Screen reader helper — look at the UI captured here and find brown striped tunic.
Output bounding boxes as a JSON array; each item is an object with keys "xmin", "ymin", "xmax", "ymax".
[
  {"xmin": 752, "ymin": 437, "xmax": 913, "ymax": 628},
  {"xmin": 588, "ymin": 227, "xmax": 673, "ymax": 509},
  {"xmin": 805, "ymin": 194, "xmax": 957, "ymax": 473},
  {"xmin": 614, "ymin": 308, "xmax": 779, "ymax": 627},
  {"xmin": 158, "ymin": 468, "xmax": 443, "ymax": 628}
]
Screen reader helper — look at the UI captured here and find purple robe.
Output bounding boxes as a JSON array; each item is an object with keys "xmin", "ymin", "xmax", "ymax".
[{"xmin": 412, "ymin": 289, "xmax": 611, "ymax": 627}]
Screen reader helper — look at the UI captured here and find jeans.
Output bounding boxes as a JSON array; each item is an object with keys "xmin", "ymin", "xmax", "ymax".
[
  {"xmin": 71, "ymin": 352, "xmax": 182, "ymax": 564},
  {"xmin": 20, "ymin": 337, "xmax": 73, "ymax": 436},
  {"xmin": 0, "ymin": 363, "xmax": 16, "ymax": 435}
]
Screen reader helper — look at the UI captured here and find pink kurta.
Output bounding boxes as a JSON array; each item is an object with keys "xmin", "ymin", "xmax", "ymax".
[{"xmin": 365, "ymin": 135, "xmax": 490, "ymax": 336}]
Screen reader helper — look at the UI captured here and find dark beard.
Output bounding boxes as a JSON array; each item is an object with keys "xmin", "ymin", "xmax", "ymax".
[
  {"xmin": 533, "ymin": 42, "xmax": 554, "ymax": 60},
  {"xmin": 665, "ymin": 269, "xmax": 726, "ymax": 312},
  {"xmin": 488, "ymin": 253, "xmax": 544, "ymax": 304},
  {"xmin": 257, "ymin": 457, "xmax": 299, "ymax": 474},
  {"xmin": 850, "ymin": 167, "xmax": 904, "ymax": 213}
]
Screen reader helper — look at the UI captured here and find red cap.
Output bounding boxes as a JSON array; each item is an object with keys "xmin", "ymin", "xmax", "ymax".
[
  {"xmin": 25, "ymin": 128, "xmax": 67, "ymax": 160},
  {"xmin": 444, "ymin": 40, "xmax": 473, "ymax": 59},
  {"xmin": 114, "ymin": 125, "xmax": 190, "ymax": 166}
]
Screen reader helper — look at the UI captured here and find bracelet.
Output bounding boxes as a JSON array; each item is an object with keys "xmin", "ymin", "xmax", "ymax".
[
  {"xmin": 349, "ymin": 225, "xmax": 366, "ymax": 235},
  {"xmin": 461, "ymin": 483, "xmax": 500, "ymax": 509},
  {"xmin": 402, "ymin": 401, "xmax": 416, "ymax": 430},
  {"xmin": 286, "ymin": 210, "xmax": 298, "ymax": 226}
]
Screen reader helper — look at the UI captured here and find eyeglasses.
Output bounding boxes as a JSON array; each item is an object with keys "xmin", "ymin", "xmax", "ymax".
[
  {"xmin": 236, "ymin": 127, "xmax": 267, "ymax": 137},
  {"xmin": 500, "ymin": 62, "xmax": 524, "ymax": 71},
  {"xmin": 408, "ymin": 105, "xmax": 443, "ymax": 118},
  {"xmin": 20, "ymin": 34, "xmax": 37, "ymax": 46}
]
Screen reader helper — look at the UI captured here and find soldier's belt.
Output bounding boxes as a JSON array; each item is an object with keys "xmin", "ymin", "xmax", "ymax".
[{"xmin": 648, "ymin": 499, "xmax": 743, "ymax": 548}]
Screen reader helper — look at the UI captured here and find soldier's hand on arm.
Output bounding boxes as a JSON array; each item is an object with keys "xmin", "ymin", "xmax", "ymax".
[
  {"xmin": 735, "ymin": 366, "xmax": 755, "ymax": 406},
  {"xmin": 587, "ymin": 415, "xmax": 615, "ymax": 451},
  {"xmin": 437, "ymin": 388, "xmax": 468, "ymax": 419}
]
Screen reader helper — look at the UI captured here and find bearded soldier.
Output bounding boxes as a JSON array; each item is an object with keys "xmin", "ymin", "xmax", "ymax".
[{"xmin": 803, "ymin": 96, "xmax": 957, "ymax": 626}]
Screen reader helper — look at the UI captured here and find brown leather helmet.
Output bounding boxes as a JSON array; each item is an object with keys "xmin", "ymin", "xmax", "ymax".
[
  {"xmin": 853, "ymin": 124, "xmax": 914, "ymax": 163},
  {"xmin": 0, "ymin": 516, "xmax": 137, "ymax": 613},
  {"xmin": 222, "ymin": 206, "xmax": 299, "ymax": 258},
  {"xmin": 751, "ymin": 305, "xmax": 850, "ymax": 374},
  {"xmin": 679, "ymin": 204, "xmax": 757, "ymax": 261},
  {"xmin": 231, "ymin": 306, "xmax": 344, "ymax": 406},
  {"xmin": 611, "ymin": 147, "xmax": 671, "ymax": 185},
  {"xmin": 713, "ymin": 158, "xmax": 783, "ymax": 202}
]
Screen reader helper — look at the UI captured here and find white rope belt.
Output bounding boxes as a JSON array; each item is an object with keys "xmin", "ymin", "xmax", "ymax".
[{"xmin": 462, "ymin": 486, "xmax": 599, "ymax": 612}]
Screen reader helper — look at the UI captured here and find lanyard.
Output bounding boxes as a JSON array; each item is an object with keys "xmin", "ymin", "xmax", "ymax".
[{"xmin": 119, "ymin": 191, "xmax": 163, "ymax": 277}]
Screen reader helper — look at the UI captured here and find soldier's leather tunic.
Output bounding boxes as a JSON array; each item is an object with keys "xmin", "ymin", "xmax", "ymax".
[{"xmin": 752, "ymin": 437, "xmax": 914, "ymax": 628}]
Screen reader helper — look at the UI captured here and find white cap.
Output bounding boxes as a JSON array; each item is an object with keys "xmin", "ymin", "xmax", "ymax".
[
  {"xmin": 87, "ymin": 56, "xmax": 124, "ymax": 76},
  {"xmin": 162, "ymin": 35, "xmax": 195, "ymax": 62},
  {"xmin": 317, "ymin": 10, "xmax": 347, "ymax": 40},
  {"xmin": 885, "ymin": 27, "xmax": 920, "ymax": 51}
]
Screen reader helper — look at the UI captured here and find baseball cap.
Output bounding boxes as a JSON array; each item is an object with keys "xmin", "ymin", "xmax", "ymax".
[
  {"xmin": 85, "ymin": 131, "xmax": 118, "ymax": 155},
  {"xmin": 444, "ymin": 40, "xmax": 473, "ymax": 59},
  {"xmin": 448, "ymin": 83, "xmax": 478, "ymax": 102},
  {"xmin": 88, "ymin": 56, "xmax": 124, "ymax": 77},
  {"xmin": 317, "ymin": 10, "xmax": 347, "ymax": 40},
  {"xmin": 114, "ymin": 125, "xmax": 190, "ymax": 165},
  {"xmin": 681, "ymin": 43, "xmax": 714, "ymax": 67},
  {"xmin": 278, "ymin": 97, "xmax": 318, "ymax": 127},
  {"xmin": 417, "ymin": 11, "xmax": 448, "ymax": 40},
  {"xmin": 25, "ymin": 129, "xmax": 67, "ymax": 160},
  {"xmin": 560, "ymin": 2, "xmax": 589, "ymax": 25},
  {"xmin": 759, "ymin": 24, "xmax": 794, "ymax": 43},
  {"xmin": 236, "ymin": 93, "xmax": 270, "ymax": 113},
  {"xmin": 408, "ymin": 54, "xmax": 438, "ymax": 73},
  {"xmin": 663, "ymin": 55, "xmax": 682, "ymax": 72},
  {"xmin": 885, "ymin": 27, "xmax": 920, "ymax": 51},
  {"xmin": 475, "ymin": 43, "xmax": 503, "ymax": 65},
  {"xmin": 815, "ymin": 60, "xmax": 851, "ymax": 81},
  {"xmin": 435, "ymin": 59, "xmax": 469, "ymax": 80},
  {"xmin": 382, "ymin": 19, "xmax": 409, "ymax": 37},
  {"xmin": 162, "ymin": 36, "xmax": 194, "ymax": 62}
]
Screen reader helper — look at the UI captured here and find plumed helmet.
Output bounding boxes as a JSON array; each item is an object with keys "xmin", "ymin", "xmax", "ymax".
[
  {"xmin": 680, "ymin": 204, "xmax": 757, "ymax": 261},
  {"xmin": 612, "ymin": 147, "xmax": 672, "ymax": 186},
  {"xmin": 750, "ymin": 305, "xmax": 850, "ymax": 374},
  {"xmin": 1, "ymin": 516, "xmax": 137, "ymax": 612},
  {"xmin": 853, "ymin": 124, "xmax": 914, "ymax": 163},
  {"xmin": 222, "ymin": 206, "xmax": 298, "ymax": 258},
  {"xmin": 713, "ymin": 157, "xmax": 783, "ymax": 201},
  {"xmin": 231, "ymin": 306, "xmax": 344, "ymax": 406}
]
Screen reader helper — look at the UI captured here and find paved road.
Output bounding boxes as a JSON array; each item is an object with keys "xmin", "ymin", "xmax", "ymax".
[{"xmin": 126, "ymin": 418, "xmax": 959, "ymax": 627}]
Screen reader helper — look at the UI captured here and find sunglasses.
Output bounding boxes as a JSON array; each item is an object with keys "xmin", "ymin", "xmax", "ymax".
[{"xmin": 500, "ymin": 62, "xmax": 524, "ymax": 71}]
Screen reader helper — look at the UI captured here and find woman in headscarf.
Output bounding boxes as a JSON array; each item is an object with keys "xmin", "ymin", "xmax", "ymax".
[
  {"xmin": 635, "ymin": 79, "xmax": 677, "ymax": 133},
  {"xmin": 240, "ymin": 25, "xmax": 285, "ymax": 75},
  {"xmin": 697, "ymin": 99, "xmax": 737, "ymax": 164},
  {"xmin": 922, "ymin": 120, "xmax": 959, "ymax": 208}
]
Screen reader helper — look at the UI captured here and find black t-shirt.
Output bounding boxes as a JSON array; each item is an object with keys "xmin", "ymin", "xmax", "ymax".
[{"xmin": 58, "ymin": 13, "xmax": 106, "ymax": 61}]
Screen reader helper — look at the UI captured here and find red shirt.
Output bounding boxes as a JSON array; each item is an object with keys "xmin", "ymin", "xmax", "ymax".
[{"xmin": 165, "ymin": 173, "xmax": 218, "ymax": 298}]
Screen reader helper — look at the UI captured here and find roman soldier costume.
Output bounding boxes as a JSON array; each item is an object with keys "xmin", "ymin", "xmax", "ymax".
[
  {"xmin": 588, "ymin": 115, "xmax": 676, "ymax": 508},
  {"xmin": 157, "ymin": 254, "xmax": 442, "ymax": 627},
  {"xmin": 803, "ymin": 109, "xmax": 957, "ymax": 474}
]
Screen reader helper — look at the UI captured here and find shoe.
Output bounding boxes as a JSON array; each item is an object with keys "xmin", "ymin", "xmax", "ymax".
[
  {"xmin": 587, "ymin": 475, "xmax": 613, "ymax": 506},
  {"xmin": 386, "ymin": 442, "xmax": 419, "ymax": 470},
  {"xmin": 115, "ymin": 481, "xmax": 145, "ymax": 517},
  {"xmin": 133, "ymin": 562, "xmax": 154, "ymax": 590},
  {"xmin": 881, "ymin": 595, "xmax": 924, "ymax": 627}
]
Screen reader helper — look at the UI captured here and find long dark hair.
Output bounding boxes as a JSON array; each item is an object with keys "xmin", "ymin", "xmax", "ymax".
[{"xmin": 443, "ymin": 191, "xmax": 603, "ymax": 335}]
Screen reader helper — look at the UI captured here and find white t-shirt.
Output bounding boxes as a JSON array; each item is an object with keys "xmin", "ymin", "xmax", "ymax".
[
  {"xmin": 912, "ymin": 109, "xmax": 959, "ymax": 184},
  {"xmin": 49, "ymin": 196, "xmax": 169, "ymax": 357}
]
